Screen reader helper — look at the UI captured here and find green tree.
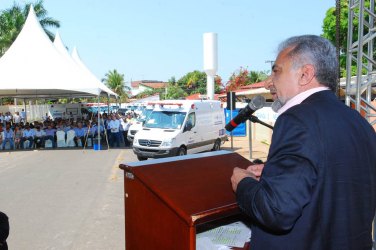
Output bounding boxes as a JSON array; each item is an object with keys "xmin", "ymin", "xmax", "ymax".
[
  {"xmin": 165, "ymin": 78, "xmax": 187, "ymax": 100},
  {"xmin": 176, "ymin": 70, "xmax": 222, "ymax": 95},
  {"xmin": 177, "ymin": 70, "xmax": 206, "ymax": 93},
  {"xmin": 161, "ymin": 76, "xmax": 187, "ymax": 100},
  {"xmin": 135, "ymin": 89, "xmax": 164, "ymax": 99},
  {"xmin": 102, "ymin": 69, "xmax": 130, "ymax": 102},
  {"xmin": 0, "ymin": 0, "xmax": 60, "ymax": 56},
  {"xmin": 249, "ymin": 70, "xmax": 269, "ymax": 83},
  {"xmin": 322, "ymin": 0, "xmax": 349, "ymax": 77},
  {"xmin": 321, "ymin": 0, "xmax": 374, "ymax": 77}
]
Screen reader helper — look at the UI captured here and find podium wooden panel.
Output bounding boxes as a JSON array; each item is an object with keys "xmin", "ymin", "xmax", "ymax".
[{"xmin": 119, "ymin": 150, "xmax": 252, "ymax": 250}]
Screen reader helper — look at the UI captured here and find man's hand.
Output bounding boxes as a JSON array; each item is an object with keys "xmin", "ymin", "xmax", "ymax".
[
  {"xmin": 246, "ymin": 164, "xmax": 264, "ymax": 181},
  {"xmin": 231, "ymin": 164, "xmax": 265, "ymax": 192}
]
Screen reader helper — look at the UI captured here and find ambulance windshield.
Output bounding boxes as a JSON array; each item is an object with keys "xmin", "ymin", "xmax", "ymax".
[{"xmin": 144, "ymin": 111, "xmax": 186, "ymax": 129}]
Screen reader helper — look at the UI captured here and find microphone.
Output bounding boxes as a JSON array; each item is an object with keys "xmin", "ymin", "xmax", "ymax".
[
  {"xmin": 225, "ymin": 95, "xmax": 265, "ymax": 131},
  {"xmin": 271, "ymin": 99, "xmax": 283, "ymax": 112}
]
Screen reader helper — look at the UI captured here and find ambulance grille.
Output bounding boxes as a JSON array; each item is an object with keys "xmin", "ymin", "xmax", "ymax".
[{"xmin": 138, "ymin": 139, "xmax": 162, "ymax": 147}]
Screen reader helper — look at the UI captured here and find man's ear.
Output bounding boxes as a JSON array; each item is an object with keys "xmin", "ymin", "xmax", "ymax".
[{"xmin": 299, "ymin": 64, "xmax": 315, "ymax": 86}]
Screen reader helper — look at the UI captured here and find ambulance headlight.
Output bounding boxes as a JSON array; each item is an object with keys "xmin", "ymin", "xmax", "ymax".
[
  {"xmin": 133, "ymin": 138, "xmax": 138, "ymax": 145},
  {"xmin": 161, "ymin": 138, "xmax": 174, "ymax": 147}
]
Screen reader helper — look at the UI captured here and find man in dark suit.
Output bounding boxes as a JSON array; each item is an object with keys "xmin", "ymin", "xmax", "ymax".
[
  {"xmin": 0, "ymin": 211, "xmax": 9, "ymax": 250},
  {"xmin": 231, "ymin": 35, "xmax": 376, "ymax": 249}
]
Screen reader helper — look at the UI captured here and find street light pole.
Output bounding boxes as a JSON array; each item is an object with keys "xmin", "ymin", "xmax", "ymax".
[{"xmin": 265, "ymin": 60, "xmax": 275, "ymax": 70}]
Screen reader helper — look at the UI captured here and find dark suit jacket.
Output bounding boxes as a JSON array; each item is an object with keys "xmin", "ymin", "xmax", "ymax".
[
  {"xmin": 237, "ymin": 90, "xmax": 376, "ymax": 249},
  {"xmin": 0, "ymin": 211, "xmax": 8, "ymax": 250}
]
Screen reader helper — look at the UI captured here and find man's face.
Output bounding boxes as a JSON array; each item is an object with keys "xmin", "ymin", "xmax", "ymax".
[{"xmin": 268, "ymin": 47, "xmax": 302, "ymax": 105}]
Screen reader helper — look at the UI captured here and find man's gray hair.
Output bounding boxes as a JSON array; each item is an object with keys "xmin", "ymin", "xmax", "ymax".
[{"xmin": 278, "ymin": 35, "xmax": 338, "ymax": 92}]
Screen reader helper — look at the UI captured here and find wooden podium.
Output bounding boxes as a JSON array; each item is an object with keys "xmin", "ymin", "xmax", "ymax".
[{"xmin": 119, "ymin": 150, "xmax": 252, "ymax": 250}]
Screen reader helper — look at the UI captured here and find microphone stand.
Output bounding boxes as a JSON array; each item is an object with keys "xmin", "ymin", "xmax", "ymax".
[{"xmin": 248, "ymin": 115, "xmax": 274, "ymax": 130}]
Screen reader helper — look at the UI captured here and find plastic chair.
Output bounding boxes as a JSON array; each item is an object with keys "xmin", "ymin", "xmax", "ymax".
[
  {"xmin": 23, "ymin": 140, "xmax": 30, "ymax": 149},
  {"xmin": 3, "ymin": 141, "xmax": 11, "ymax": 150},
  {"xmin": 86, "ymin": 137, "xmax": 92, "ymax": 147},
  {"xmin": 56, "ymin": 130, "xmax": 66, "ymax": 148},
  {"xmin": 44, "ymin": 139, "xmax": 53, "ymax": 148},
  {"xmin": 66, "ymin": 130, "xmax": 76, "ymax": 147}
]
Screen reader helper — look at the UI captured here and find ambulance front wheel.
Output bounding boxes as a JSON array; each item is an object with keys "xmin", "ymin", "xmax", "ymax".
[
  {"xmin": 212, "ymin": 139, "xmax": 221, "ymax": 151},
  {"xmin": 137, "ymin": 155, "xmax": 148, "ymax": 161},
  {"xmin": 177, "ymin": 146, "xmax": 187, "ymax": 156}
]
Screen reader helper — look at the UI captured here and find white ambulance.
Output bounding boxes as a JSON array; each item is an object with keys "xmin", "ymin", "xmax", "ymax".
[
  {"xmin": 132, "ymin": 100, "xmax": 227, "ymax": 161},
  {"xmin": 127, "ymin": 106, "xmax": 154, "ymax": 143}
]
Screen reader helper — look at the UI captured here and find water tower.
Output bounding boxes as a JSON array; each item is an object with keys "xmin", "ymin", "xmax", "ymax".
[{"xmin": 203, "ymin": 33, "xmax": 218, "ymax": 100}]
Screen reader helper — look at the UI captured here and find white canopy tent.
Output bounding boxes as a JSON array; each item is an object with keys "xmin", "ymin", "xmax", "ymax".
[
  {"xmin": 53, "ymin": 32, "xmax": 117, "ymax": 98},
  {"xmin": 70, "ymin": 46, "xmax": 117, "ymax": 97},
  {"xmin": 0, "ymin": 6, "xmax": 116, "ymax": 99}
]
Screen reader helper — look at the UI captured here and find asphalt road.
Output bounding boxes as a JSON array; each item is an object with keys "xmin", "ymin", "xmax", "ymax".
[{"xmin": 0, "ymin": 148, "xmax": 137, "ymax": 250}]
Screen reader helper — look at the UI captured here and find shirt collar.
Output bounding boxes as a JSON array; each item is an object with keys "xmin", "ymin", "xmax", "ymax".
[{"xmin": 277, "ymin": 87, "xmax": 329, "ymax": 115}]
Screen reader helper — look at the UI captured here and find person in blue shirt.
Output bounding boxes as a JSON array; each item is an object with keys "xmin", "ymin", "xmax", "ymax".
[
  {"xmin": 73, "ymin": 122, "xmax": 86, "ymax": 147},
  {"xmin": 20, "ymin": 125, "xmax": 34, "ymax": 149},
  {"xmin": 1, "ymin": 124, "xmax": 14, "ymax": 150}
]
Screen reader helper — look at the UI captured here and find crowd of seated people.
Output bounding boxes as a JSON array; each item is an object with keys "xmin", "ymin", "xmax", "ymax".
[{"xmin": 0, "ymin": 111, "xmax": 136, "ymax": 151}]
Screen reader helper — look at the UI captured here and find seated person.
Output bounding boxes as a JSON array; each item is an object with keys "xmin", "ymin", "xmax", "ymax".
[
  {"xmin": 20, "ymin": 125, "xmax": 34, "ymax": 149},
  {"xmin": 85, "ymin": 121, "xmax": 96, "ymax": 147},
  {"xmin": 1, "ymin": 124, "xmax": 14, "ymax": 150},
  {"xmin": 0, "ymin": 126, "xmax": 3, "ymax": 146},
  {"xmin": 43, "ymin": 124, "xmax": 56, "ymax": 148},
  {"xmin": 33, "ymin": 126, "xmax": 45, "ymax": 148},
  {"xmin": 73, "ymin": 122, "xmax": 86, "ymax": 147},
  {"xmin": 13, "ymin": 125, "xmax": 22, "ymax": 149}
]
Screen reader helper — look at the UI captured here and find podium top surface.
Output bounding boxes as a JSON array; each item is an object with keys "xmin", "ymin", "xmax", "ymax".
[{"xmin": 120, "ymin": 150, "xmax": 252, "ymax": 226}]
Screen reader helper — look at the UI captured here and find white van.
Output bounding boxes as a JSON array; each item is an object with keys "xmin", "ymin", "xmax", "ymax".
[
  {"xmin": 127, "ymin": 107, "xmax": 154, "ymax": 143},
  {"xmin": 132, "ymin": 100, "xmax": 227, "ymax": 161}
]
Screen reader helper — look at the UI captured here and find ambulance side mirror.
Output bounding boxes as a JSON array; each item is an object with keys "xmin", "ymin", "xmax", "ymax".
[{"xmin": 184, "ymin": 121, "xmax": 193, "ymax": 132}]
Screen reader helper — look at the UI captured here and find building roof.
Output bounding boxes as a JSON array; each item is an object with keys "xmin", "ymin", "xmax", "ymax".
[
  {"xmin": 185, "ymin": 93, "xmax": 220, "ymax": 100},
  {"xmin": 139, "ymin": 82, "xmax": 168, "ymax": 89},
  {"xmin": 131, "ymin": 80, "xmax": 166, "ymax": 88}
]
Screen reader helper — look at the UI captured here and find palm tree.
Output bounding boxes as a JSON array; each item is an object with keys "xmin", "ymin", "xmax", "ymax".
[
  {"xmin": 23, "ymin": 0, "xmax": 60, "ymax": 40},
  {"xmin": 0, "ymin": 5, "xmax": 24, "ymax": 55},
  {"xmin": 102, "ymin": 69, "xmax": 130, "ymax": 97},
  {"xmin": 0, "ymin": 0, "xmax": 60, "ymax": 56}
]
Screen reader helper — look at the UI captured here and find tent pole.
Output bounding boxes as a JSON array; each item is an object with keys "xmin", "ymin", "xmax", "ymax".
[
  {"xmin": 23, "ymin": 98, "xmax": 27, "ymax": 123},
  {"xmin": 107, "ymin": 96, "xmax": 110, "ymax": 114},
  {"xmin": 97, "ymin": 95, "xmax": 100, "ymax": 149}
]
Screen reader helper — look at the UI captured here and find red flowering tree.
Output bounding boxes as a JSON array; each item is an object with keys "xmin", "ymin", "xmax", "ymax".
[
  {"xmin": 225, "ymin": 67, "xmax": 251, "ymax": 91},
  {"xmin": 225, "ymin": 67, "xmax": 269, "ymax": 91}
]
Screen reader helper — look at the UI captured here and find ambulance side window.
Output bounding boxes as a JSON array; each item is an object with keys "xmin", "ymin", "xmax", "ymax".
[{"xmin": 185, "ymin": 112, "xmax": 196, "ymax": 131}]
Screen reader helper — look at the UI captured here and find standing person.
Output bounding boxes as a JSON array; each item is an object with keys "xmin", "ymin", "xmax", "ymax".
[
  {"xmin": 13, "ymin": 112, "xmax": 21, "ymax": 125},
  {"xmin": 121, "ymin": 117, "xmax": 131, "ymax": 147},
  {"xmin": 0, "ymin": 113, "xmax": 4, "ymax": 127},
  {"xmin": 4, "ymin": 113, "xmax": 11, "ymax": 126},
  {"xmin": 108, "ymin": 114, "xmax": 121, "ymax": 148},
  {"xmin": 20, "ymin": 109, "xmax": 26, "ymax": 123},
  {"xmin": 230, "ymin": 35, "xmax": 376, "ymax": 249}
]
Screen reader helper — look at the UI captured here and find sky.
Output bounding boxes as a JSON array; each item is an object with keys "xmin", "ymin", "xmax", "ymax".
[{"xmin": 0, "ymin": 0, "xmax": 335, "ymax": 85}]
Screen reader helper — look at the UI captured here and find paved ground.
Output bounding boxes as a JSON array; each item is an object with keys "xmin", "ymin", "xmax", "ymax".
[
  {"xmin": 0, "ymin": 148, "xmax": 137, "ymax": 250},
  {"xmin": 222, "ymin": 136, "xmax": 270, "ymax": 162},
  {"xmin": 0, "ymin": 139, "xmax": 269, "ymax": 250}
]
